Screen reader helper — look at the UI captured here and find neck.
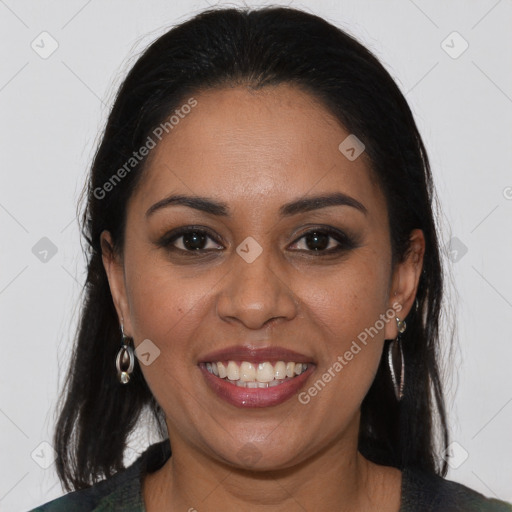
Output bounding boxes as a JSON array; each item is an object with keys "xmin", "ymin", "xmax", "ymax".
[{"xmin": 143, "ymin": 422, "xmax": 400, "ymax": 511}]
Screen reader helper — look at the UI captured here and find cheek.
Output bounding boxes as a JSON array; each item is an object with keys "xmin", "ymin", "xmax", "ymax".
[
  {"xmin": 302, "ymin": 255, "xmax": 390, "ymax": 341},
  {"xmin": 124, "ymin": 256, "xmax": 214, "ymax": 357},
  {"xmin": 123, "ymin": 266, "xmax": 212, "ymax": 413},
  {"xmin": 298, "ymin": 255, "xmax": 390, "ymax": 400}
]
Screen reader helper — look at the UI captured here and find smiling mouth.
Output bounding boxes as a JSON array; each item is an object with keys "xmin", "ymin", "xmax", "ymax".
[{"xmin": 200, "ymin": 360, "xmax": 309, "ymax": 388}]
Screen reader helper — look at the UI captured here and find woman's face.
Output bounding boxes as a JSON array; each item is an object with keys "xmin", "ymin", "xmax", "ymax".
[{"xmin": 102, "ymin": 83, "xmax": 423, "ymax": 470}]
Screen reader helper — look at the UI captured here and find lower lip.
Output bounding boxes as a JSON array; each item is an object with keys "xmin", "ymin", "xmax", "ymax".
[{"xmin": 199, "ymin": 363, "xmax": 315, "ymax": 408}]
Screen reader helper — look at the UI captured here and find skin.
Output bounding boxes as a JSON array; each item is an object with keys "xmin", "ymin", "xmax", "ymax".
[{"xmin": 101, "ymin": 83, "xmax": 425, "ymax": 511}]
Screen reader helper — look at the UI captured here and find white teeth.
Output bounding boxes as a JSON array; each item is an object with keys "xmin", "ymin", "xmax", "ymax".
[
  {"xmin": 240, "ymin": 361, "xmax": 256, "ymax": 381},
  {"xmin": 205, "ymin": 360, "xmax": 309, "ymax": 385},
  {"xmin": 217, "ymin": 362, "xmax": 227, "ymax": 379},
  {"xmin": 226, "ymin": 361, "xmax": 240, "ymax": 381},
  {"xmin": 274, "ymin": 361, "xmax": 287, "ymax": 380},
  {"xmin": 256, "ymin": 362, "xmax": 275, "ymax": 382}
]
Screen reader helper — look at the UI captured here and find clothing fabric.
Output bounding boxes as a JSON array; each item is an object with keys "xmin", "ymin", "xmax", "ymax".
[{"xmin": 30, "ymin": 439, "xmax": 512, "ymax": 511}]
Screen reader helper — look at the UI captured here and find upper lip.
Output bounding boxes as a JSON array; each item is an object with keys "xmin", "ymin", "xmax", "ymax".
[{"xmin": 198, "ymin": 345, "xmax": 314, "ymax": 364}]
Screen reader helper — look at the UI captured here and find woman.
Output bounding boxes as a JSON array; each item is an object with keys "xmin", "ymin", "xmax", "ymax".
[{"xmin": 31, "ymin": 6, "xmax": 511, "ymax": 511}]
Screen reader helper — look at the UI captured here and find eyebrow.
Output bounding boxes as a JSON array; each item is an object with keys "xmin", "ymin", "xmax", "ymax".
[{"xmin": 145, "ymin": 192, "xmax": 368, "ymax": 219}]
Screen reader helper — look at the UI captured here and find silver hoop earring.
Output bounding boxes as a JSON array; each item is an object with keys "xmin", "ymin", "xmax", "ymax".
[
  {"xmin": 388, "ymin": 317, "xmax": 406, "ymax": 401},
  {"xmin": 116, "ymin": 323, "xmax": 135, "ymax": 384}
]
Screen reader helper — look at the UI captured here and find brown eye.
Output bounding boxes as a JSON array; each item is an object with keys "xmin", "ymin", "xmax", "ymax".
[
  {"xmin": 289, "ymin": 227, "xmax": 358, "ymax": 254},
  {"xmin": 158, "ymin": 227, "xmax": 224, "ymax": 253},
  {"xmin": 179, "ymin": 231, "xmax": 208, "ymax": 250},
  {"xmin": 302, "ymin": 231, "xmax": 331, "ymax": 251}
]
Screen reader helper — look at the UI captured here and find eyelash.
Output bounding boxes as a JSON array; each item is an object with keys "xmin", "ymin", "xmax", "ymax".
[{"xmin": 157, "ymin": 225, "xmax": 359, "ymax": 257}]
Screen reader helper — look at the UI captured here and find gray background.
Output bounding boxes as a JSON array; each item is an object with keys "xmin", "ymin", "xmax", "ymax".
[{"xmin": 1, "ymin": 0, "xmax": 511, "ymax": 510}]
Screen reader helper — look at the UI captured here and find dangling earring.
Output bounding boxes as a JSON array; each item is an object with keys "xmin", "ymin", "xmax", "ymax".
[
  {"xmin": 116, "ymin": 323, "xmax": 135, "ymax": 384},
  {"xmin": 388, "ymin": 316, "xmax": 406, "ymax": 401}
]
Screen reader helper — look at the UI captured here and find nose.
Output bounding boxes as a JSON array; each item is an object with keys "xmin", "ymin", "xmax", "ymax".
[{"xmin": 215, "ymin": 247, "xmax": 299, "ymax": 330}]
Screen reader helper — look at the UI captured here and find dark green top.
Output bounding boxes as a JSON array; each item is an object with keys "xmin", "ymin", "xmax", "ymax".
[{"xmin": 30, "ymin": 439, "xmax": 512, "ymax": 511}]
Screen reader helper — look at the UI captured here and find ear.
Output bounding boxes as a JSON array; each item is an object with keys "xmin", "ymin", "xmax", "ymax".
[
  {"xmin": 100, "ymin": 230, "xmax": 133, "ymax": 336},
  {"xmin": 384, "ymin": 229, "xmax": 425, "ymax": 340}
]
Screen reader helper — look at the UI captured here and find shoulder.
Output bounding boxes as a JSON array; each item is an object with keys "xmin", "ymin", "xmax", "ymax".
[
  {"xmin": 28, "ymin": 439, "xmax": 171, "ymax": 512},
  {"xmin": 28, "ymin": 463, "xmax": 141, "ymax": 512},
  {"xmin": 401, "ymin": 466, "xmax": 512, "ymax": 512}
]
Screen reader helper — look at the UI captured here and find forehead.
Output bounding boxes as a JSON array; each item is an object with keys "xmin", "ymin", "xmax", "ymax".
[{"xmin": 130, "ymin": 84, "xmax": 385, "ymax": 219}]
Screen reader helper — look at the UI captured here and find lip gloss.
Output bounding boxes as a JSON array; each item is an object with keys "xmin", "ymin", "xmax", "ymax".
[{"xmin": 199, "ymin": 363, "xmax": 315, "ymax": 408}]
